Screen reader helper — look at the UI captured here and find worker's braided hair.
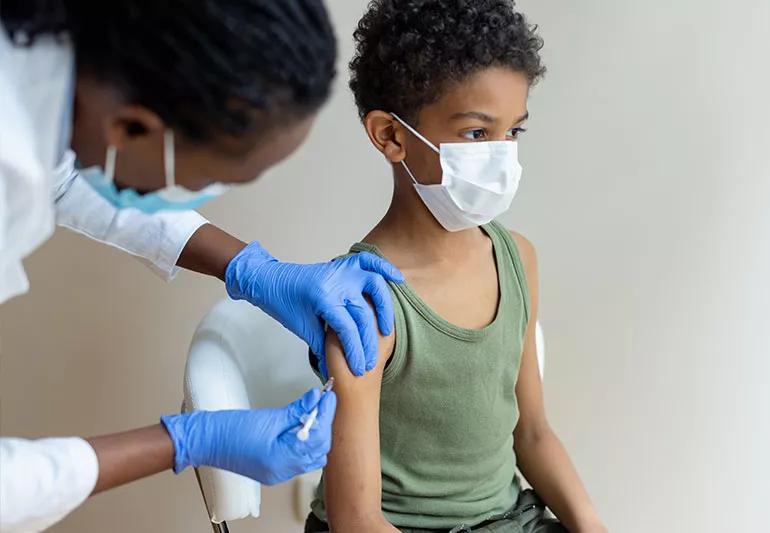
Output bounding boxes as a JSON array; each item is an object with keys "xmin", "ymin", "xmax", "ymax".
[
  {"xmin": 349, "ymin": 0, "xmax": 545, "ymax": 124},
  {"xmin": 0, "ymin": 0, "xmax": 337, "ymax": 143}
]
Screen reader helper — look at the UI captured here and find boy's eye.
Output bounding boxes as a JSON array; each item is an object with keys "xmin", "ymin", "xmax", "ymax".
[
  {"xmin": 461, "ymin": 128, "xmax": 487, "ymax": 141},
  {"xmin": 461, "ymin": 127, "xmax": 528, "ymax": 141}
]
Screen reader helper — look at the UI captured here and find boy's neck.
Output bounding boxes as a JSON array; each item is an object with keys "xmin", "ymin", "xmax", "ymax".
[{"xmin": 365, "ymin": 174, "xmax": 489, "ymax": 266}]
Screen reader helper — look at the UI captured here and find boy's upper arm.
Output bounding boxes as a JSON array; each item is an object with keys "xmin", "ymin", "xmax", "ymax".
[
  {"xmin": 323, "ymin": 301, "xmax": 396, "ymax": 531},
  {"xmin": 510, "ymin": 231, "xmax": 550, "ymax": 440}
]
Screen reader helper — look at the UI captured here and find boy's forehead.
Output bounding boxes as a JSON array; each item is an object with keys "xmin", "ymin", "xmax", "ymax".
[{"xmin": 421, "ymin": 67, "xmax": 530, "ymax": 122}]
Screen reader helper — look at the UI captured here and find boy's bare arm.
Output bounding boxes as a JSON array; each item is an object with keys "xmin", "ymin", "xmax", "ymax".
[
  {"xmin": 323, "ymin": 301, "xmax": 398, "ymax": 533},
  {"xmin": 511, "ymin": 232, "xmax": 607, "ymax": 533}
]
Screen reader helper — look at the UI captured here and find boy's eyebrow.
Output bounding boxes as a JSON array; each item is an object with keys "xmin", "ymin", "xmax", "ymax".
[
  {"xmin": 450, "ymin": 110, "xmax": 530, "ymax": 124},
  {"xmin": 450, "ymin": 111, "xmax": 496, "ymax": 123},
  {"xmin": 515, "ymin": 111, "xmax": 530, "ymax": 124}
]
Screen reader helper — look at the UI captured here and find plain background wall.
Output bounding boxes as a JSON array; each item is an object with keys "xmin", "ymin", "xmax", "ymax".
[{"xmin": 1, "ymin": 1, "xmax": 769, "ymax": 531}]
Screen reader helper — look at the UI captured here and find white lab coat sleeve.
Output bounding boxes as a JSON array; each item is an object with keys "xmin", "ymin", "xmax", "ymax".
[
  {"xmin": 53, "ymin": 150, "xmax": 209, "ymax": 280},
  {"xmin": 0, "ymin": 437, "xmax": 99, "ymax": 533}
]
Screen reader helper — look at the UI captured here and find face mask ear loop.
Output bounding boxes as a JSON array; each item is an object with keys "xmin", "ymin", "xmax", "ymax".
[
  {"xmin": 391, "ymin": 113, "xmax": 440, "ymax": 154},
  {"xmin": 164, "ymin": 129, "xmax": 175, "ymax": 188},
  {"xmin": 400, "ymin": 160, "xmax": 421, "ymax": 186},
  {"xmin": 104, "ymin": 145, "xmax": 117, "ymax": 184}
]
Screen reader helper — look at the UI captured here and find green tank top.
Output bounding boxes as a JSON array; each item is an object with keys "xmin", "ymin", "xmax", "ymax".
[{"xmin": 311, "ymin": 221, "xmax": 531, "ymax": 530}]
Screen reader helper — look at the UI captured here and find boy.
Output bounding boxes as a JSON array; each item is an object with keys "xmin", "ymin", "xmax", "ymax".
[{"xmin": 307, "ymin": 1, "xmax": 607, "ymax": 531}]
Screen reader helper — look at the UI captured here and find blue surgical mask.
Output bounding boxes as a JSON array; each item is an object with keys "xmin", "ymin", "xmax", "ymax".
[{"xmin": 79, "ymin": 129, "xmax": 229, "ymax": 214}]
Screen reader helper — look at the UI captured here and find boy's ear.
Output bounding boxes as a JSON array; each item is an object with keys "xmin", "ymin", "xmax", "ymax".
[{"xmin": 364, "ymin": 110, "xmax": 406, "ymax": 163}]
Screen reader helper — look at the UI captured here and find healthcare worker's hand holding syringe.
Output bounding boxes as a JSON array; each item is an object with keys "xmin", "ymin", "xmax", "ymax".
[{"xmin": 85, "ymin": 385, "xmax": 337, "ymax": 493}]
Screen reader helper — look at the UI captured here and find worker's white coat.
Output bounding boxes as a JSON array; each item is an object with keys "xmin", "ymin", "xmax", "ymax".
[{"xmin": 0, "ymin": 28, "xmax": 207, "ymax": 531}]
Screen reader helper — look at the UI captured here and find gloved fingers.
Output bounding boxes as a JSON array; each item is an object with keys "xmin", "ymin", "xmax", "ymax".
[
  {"xmin": 301, "ymin": 387, "xmax": 324, "ymax": 412},
  {"xmin": 300, "ymin": 436, "xmax": 332, "ymax": 460},
  {"xmin": 315, "ymin": 390, "xmax": 337, "ymax": 430},
  {"xmin": 285, "ymin": 388, "xmax": 322, "ymax": 425},
  {"xmin": 304, "ymin": 456, "xmax": 328, "ymax": 473},
  {"xmin": 320, "ymin": 307, "xmax": 366, "ymax": 376},
  {"xmin": 318, "ymin": 355, "xmax": 329, "ymax": 381},
  {"xmin": 284, "ymin": 442, "xmax": 328, "ymax": 477},
  {"xmin": 290, "ymin": 400, "xmax": 336, "ymax": 464},
  {"xmin": 309, "ymin": 390, "xmax": 336, "ymax": 453},
  {"xmin": 307, "ymin": 314, "xmax": 329, "ymax": 379},
  {"xmin": 363, "ymin": 273, "xmax": 396, "ymax": 337},
  {"xmin": 356, "ymin": 252, "xmax": 405, "ymax": 283},
  {"xmin": 346, "ymin": 297, "xmax": 380, "ymax": 372},
  {"xmin": 260, "ymin": 472, "xmax": 291, "ymax": 487},
  {"xmin": 292, "ymin": 390, "xmax": 336, "ymax": 454},
  {"xmin": 305, "ymin": 315, "xmax": 327, "ymax": 360}
]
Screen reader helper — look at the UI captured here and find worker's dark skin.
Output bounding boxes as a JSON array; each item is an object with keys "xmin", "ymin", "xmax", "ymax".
[
  {"xmin": 71, "ymin": 77, "xmax": 317, "ymax": 494},
  {"xmin": 87, "ymin": 426, "xmax": 174, "ymax": 493},
  {"xmin": 177, "ymin": 223, "xmax": 248, "ymax": 281},
  {"xmin": 71, "ymin": 76, "xmax": 318, "ymax": 283}
]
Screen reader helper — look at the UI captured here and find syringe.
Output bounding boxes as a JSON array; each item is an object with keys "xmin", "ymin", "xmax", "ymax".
[{"xmin": 297, "ymin": 377, "xmax": 335, "ymax": 442}]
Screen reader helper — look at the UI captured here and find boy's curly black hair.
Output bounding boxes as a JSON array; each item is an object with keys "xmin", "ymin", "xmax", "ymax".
[{"xmin": 349, "ymin": 0, "xmax": 545, "ymax": 123}]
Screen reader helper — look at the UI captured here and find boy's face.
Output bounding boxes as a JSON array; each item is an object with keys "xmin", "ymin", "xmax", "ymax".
[{"xmin": 391, "ymin": 67, "xmax": 530, "ymax": 186}]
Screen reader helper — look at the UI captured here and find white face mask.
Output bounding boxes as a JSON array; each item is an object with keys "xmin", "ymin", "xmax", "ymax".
[{"xmin": 392, "ymin": 113, "xmax": 522, "ymax": 232}]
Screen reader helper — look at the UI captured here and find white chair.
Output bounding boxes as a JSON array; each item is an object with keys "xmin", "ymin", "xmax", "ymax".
[{"xmin": 182, "ymin": 298, "xmax": 546, "ymax": 532}]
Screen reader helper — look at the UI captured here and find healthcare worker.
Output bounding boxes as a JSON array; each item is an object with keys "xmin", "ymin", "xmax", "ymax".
[{"xmin": 0, "ymin": 2, "xmax": 403, "ymax": 531}]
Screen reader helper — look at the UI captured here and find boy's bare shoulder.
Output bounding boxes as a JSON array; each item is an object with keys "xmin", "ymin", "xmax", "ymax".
[{"xmin": 508, "ymin": 229, "xmax": 537, "ymax": 268}]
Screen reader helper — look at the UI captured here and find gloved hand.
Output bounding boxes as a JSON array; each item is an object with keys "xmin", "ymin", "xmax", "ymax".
[
  {"xmin": 225, "ymin": 242, "xmax": 404, "ymax": 377},
  {"xmin": 161, "ymin": 388, "xmax": 337, "ymax": 485}
]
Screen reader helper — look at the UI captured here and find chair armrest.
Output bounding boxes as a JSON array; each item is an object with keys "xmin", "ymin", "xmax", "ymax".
[{"xmin": 183, "ymin": 330, "xmax": 261, "ymax": 523}]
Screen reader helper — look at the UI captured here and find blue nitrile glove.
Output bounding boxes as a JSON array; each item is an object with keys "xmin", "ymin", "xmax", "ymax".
[
  {"xmin": 161, "ymin": 388, "xmax": 337, "ymax": 485},
  {"xmin": 225, "ymin": 242, "xmax": 404, "ymax": 378}
]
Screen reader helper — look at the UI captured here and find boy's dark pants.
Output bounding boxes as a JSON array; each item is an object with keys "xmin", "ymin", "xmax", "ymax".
[{"xmin": 304, "ymin": 489, "xmax": 567, "ymax": 533}]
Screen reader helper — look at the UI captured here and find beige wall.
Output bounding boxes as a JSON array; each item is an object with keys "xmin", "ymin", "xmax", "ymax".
[{"xmin": 2, "ymin": 1, "xmax": 769, "ymax": 532}]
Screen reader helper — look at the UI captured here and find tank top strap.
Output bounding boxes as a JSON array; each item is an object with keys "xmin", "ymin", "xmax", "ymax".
[
  {"xmin": 350, "ymin": 224, "xmax": 530, "ymax": 326},
  {"xmin": 481, "ymin": 220, "xmax": 531, "ymax": 325}
]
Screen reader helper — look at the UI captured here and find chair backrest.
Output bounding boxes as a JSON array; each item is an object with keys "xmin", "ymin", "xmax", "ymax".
[
  {"xmin": 185, "ymin": 299, "xmax": 320, "ymax": 413},
  {"xmin": 184, "ymin": 299, "xmax": 320, "ymax": 524}
]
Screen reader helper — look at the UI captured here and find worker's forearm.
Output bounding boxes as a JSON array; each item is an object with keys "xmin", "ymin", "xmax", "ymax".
[
  {"xmin": 515, "ymin": 428, "xmax": 606, "ymax": 533},
  {"xmin": 177, "ymin": 223, "xmax": 247, "ymax": 281},
  {"xmin": 86, "ymin": 424, "xmax": 175, "ymax": 494}
]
